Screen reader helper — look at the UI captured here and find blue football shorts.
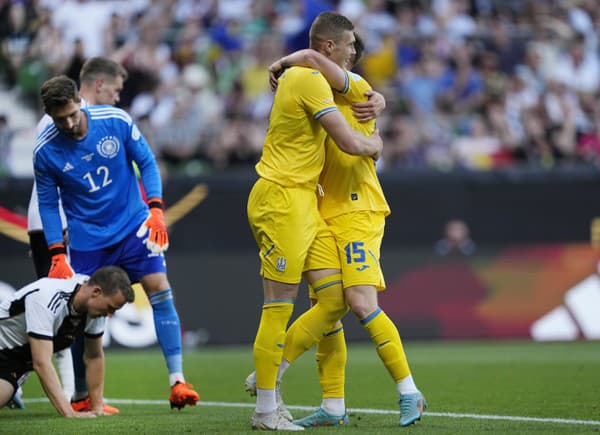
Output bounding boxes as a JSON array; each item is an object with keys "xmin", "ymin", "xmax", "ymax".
[{"xmin": 70, "ymin": 227, "xmax": 167, "ymax": 282}]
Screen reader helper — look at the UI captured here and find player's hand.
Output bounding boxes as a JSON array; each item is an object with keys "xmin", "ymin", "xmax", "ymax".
[
  {"xmin": 268, "ymin": 60, "xmax": 285, "ymax": 91},
  {"xmin": 591, "ymin": 217, "xmax": 600, "ymax": 247},
  {"xmin": 352, "ymin": 90, "xmax": 386, "ymax": 122},
  {"xmin": 48, "ymin": 243, "xmax": 74, "ymax": 279},
  {"xmin": 71, "ymin": 411, "xmax": 96, "ymax": 418},
  {"xmin": 370, "ymin": 128, "xmax": 383, "ymax": 161},
  {"xmin": 91, "ymin": 406, "xmax": 105, "ymax": 416},
  {"xmin": 136, "ymin": 198, "xmax": 169, "ymax": 254}
]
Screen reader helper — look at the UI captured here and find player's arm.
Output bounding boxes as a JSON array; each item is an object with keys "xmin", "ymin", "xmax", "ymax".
[
  {"xmin": 83, "ymin": 335, "xmax": 105, "ymax": 415},
  {"xmin": 319, "ymin": 110, "xmax": 382, "ymax": 159},
  {"xmin": 269, "ymin": 49, "xmax": 348, "ymax": 92},
  {"xmin": 33, "ymin": 156, "xmax": 64, "ymax": 247},
  {"xmin": 29, "ymin": 336, "xmax": 93, "ymax": 417},
  {"xmin": 352, "ymin": 90, "xmax": 386, "ymax": 122},
  {"xmin": 125, "ymin": 122, "xmax": 170, "ymax": 253},
  {"xmin": 34, "ymin": 153, "xmax": 74, "ymax": 278},
  {"xmin": 125, "ymin": 124, "xmax": 162, "ymax": 201}
]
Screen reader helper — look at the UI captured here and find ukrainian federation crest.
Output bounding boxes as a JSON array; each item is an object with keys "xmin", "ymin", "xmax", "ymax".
[
  {"xmin": 276, "ymin": 256, "xmax": 287, "ymax": 272},
  {"xmin": 96, "ymin": 136, "xmax": 120, "ymax": 158}
]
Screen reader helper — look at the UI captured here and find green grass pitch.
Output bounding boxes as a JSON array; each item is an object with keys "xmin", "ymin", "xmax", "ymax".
[{"xmin": 2, "ymin": 340, "xmax": 599, "ymax": 434}]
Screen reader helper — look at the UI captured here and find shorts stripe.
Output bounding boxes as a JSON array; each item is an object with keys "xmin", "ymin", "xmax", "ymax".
[
  {"xmin": 323, "ymin": 326, "xmax": 344, "ymax": 337},
  {"xmin": 264, "ymin": 299, "xmax": 295, "ymax": 305},
  {"xmin": 313, "ymin": 278, "xmax": 342, "ymax": 293}
]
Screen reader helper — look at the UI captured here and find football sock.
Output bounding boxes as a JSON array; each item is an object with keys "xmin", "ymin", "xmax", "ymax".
[
  {"xmin": 71, "ymin": 334, "xmax": 87, "ymax": 399},
  {"xmin": 149, "ymin": 289, "xmax": 183, "ymax": 383},
  {"xmin": 397, "ymin": 374, "xmax": 419, "ymax": 395},
  {"xmin": 322, "ymin": 398, "xmax": 346, "ymax": 417},
  {"xmin": 254, "ymin": 300, "xmax": 294, "ymax": 393},
  {"xmin": 360, "ymin": 307, "xmax": 411, "ymax": 383},
  {"xmin": 317, "ymin": 323, "xmax": 346, "ymax": 414},
  {"xmin": 256, "ymin": 388, "xmax": 277, "ymax": 414},
  {"xmin": 276, "ymin": 359, "xmax": 290, "ymax": 383},
  {"xmin": 282, "ymin": 273, "xmax": 347, "ymax": 364}
]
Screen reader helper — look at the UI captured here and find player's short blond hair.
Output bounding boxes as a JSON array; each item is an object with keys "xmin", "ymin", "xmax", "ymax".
[
  {"xmin": 79, "ymin": 57, "xmax": 128, "ymax": 87},
  {"xmin": 309, "ymin": 11, "xmax": 354, "ymax": 48}
]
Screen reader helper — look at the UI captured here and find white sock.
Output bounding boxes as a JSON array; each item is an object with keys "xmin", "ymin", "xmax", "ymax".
[
  {"xmin": 71, "ymin": 391, "xmax": 88, "ymax": 401},
  {"xmin": 169, "ymin": 372, "xmax": 185, "ymax": 386},
  {"xmin": 396, "ymin": 374, "xmax": 419, "ymax": 395},
  {"xmin": 322, "ymin": 398, "xmax": 345, "ymax": 416},
  {"xmin": 256, "ymin": 388, "xmax": 277, "ymax": 413},
  {"xmin": 277, "ymin": 359, "xmax": 290, "ymax": 383}
]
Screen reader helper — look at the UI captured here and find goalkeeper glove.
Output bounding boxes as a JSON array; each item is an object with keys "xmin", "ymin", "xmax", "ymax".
[
  {"xmin": 136, "ymin": 198, "xmax": 169, "ymax": 254},
  {"xmin": 48, "ymin": 243, "xmax": 74, "ymax": 278}
]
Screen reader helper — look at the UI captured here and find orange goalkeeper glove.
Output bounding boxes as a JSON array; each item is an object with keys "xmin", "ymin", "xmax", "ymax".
[
  {"xmin": 48, "ymin": 243, "xmax": 74, "ymax": 278},
  {"xmin": 136, "ymin": 198, "xmax": 169, "ymax": 254}
]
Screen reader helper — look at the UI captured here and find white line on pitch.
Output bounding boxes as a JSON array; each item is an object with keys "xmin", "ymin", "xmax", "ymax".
[{"xmin": 23, "ymin": 398, "xmax": 600, "ymax": 426}]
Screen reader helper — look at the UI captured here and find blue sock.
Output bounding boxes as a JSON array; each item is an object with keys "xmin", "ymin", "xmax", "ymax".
[
  {"xmin": 149, "ymin": 289, "xmax": 183, "ymax": 377},
  {"xmin": 71, "ymin": 334, "xmax": 87, "ymax": 398}
]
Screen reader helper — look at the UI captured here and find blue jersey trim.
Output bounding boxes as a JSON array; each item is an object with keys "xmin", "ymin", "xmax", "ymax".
[{"xmin": 314, "ymin": 106, "xmax": 338, "ymax": 120}]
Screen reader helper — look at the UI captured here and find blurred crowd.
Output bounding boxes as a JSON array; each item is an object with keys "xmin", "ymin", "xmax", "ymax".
[{"xmin": 2, "ymin": 0, "xmax": 600, "ymax": 176}]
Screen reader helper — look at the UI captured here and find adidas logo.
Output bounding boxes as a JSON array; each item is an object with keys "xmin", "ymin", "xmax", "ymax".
[
  {"xmin": 62, "ymin": 162, "xmax": 74, "ymax": 172},
  {"xmin": 531, "ymin": 274, "xmax": 600, "ymax": 340}
]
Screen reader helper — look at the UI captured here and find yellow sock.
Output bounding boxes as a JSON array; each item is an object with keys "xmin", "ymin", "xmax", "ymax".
[
  {"xmin": 316, "ymin": 323, "xmax": 346, "ymax": 399},
  {"xmin": 361, "ymin": 307, "xmax": 411, "ymax": 382},
  {"xmin": 254, "ymin": 301, "xmax": 294, "ymax": 390},
  {"xmin": 282, "ymin": 274, "xmax": 347, "ymax": 364}
]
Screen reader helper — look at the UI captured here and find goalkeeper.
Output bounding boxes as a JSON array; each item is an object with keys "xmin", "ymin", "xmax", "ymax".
[{"xmin": 33, "ymin": 75, "xmax": 199, "ymax": 410}]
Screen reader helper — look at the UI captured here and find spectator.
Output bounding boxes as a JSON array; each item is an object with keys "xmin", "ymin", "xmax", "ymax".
[
  {"xmin": 434, "ymin": 219, "xmax": 476, "ymax": 257},
  {"xmin": 437, "ymin": 42, "xmax": 484, "ymax": 116},
  {"xmin": 2, "ymin": 0, "xmax": 600, "ymax": 174}
]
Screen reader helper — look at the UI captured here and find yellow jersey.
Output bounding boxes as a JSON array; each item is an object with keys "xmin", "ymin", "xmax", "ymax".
[
  {"xmin": 318, "ymin": 70, "xmax": 391, "ymax": 219},
  {"xmin": 256, "ymin": 66, "xmax": 338, "ymax": 190}
]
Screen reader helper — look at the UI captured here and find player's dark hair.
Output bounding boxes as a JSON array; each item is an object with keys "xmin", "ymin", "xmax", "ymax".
[
  {"xmin": 309, "ymin": 11, "xmax": 354, "ymax": 48},
  {"xmin": 79, "ymin": 57, "xmax": 128, "ymax": 86},
  {"xmin": 353, "ymin": 31, "xmax": 365, "ymax": 66},
  {"xmin": 89, "ymin": 266, "xmax": 135, "ymax": 303},
  {"xmin": 40, "ymin": 75, "xmax": 81, "ymax": 115}
]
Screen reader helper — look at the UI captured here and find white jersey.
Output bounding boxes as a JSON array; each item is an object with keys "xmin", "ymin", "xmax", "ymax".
[
  {"xmin": 27, "ymin": 99, "xmax": 90, "ymax": 232},
  {"xmin": 0, "ymin": 274, "xmax": 104, "ymax": 372}
]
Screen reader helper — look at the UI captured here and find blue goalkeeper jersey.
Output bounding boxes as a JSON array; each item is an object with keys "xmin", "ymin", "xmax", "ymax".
[{"xmin": 33, "ymin": 105, "xmax": 162, "ymax": 250}]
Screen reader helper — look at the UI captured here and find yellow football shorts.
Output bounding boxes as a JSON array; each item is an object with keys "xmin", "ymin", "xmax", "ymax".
[
  {"xmin": 304, "ymin": 217, "xmax": 340, "ymax": 273},
  {"xmin": 247, "ymin": 177, "xmax": 321, "ymax": 284},
  {"xmin": 327, "ymin": 211, "xmax": 386, "ymax": 291}
]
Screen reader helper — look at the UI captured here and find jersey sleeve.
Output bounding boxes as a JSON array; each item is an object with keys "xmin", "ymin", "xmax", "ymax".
[
  {"xmin": 33, "ymin": 146, "xmax": 65, "ymax": 246},
  {"xmin": 84, "ymin": 316, "xmax": 105, "ymax": 338},
  {"xmin": 25, "ymin": 293, "xmax": 56, "ymax": 340},
  {"xmin": 297, "ymin": 69, "xmax": 339, "ymax": 120},
  {"xmin": 123, "ymin": 121, "xmax": 162, "ymax": 200},
  {"xmin": 337, "ymin": 71, "xmax": 372, "ymax": 104}
]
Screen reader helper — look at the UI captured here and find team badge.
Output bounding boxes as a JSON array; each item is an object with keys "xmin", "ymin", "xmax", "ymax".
[
  {"xmin": 276, "ymin": 256, "xmax": 287, "ymax": 272},
  {"xmin": 96, "ymin": 136, "xmax": 120, "ymax": 159}
]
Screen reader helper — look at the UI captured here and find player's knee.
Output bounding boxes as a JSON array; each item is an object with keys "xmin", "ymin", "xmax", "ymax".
[
  {"xmin": 345, "ymin": 286, "xmax": 378, "ymax": 319},
  {"xmin": 0, "ymin": 379, "xmax": 16, "ymax": 408},
  {"xmin": 316, "ymin": 298, "xmax": 349, "ymax": 324},
  {"xmin": 348, "ymin": 298, "xmax": 378, "ymax": 320}
]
